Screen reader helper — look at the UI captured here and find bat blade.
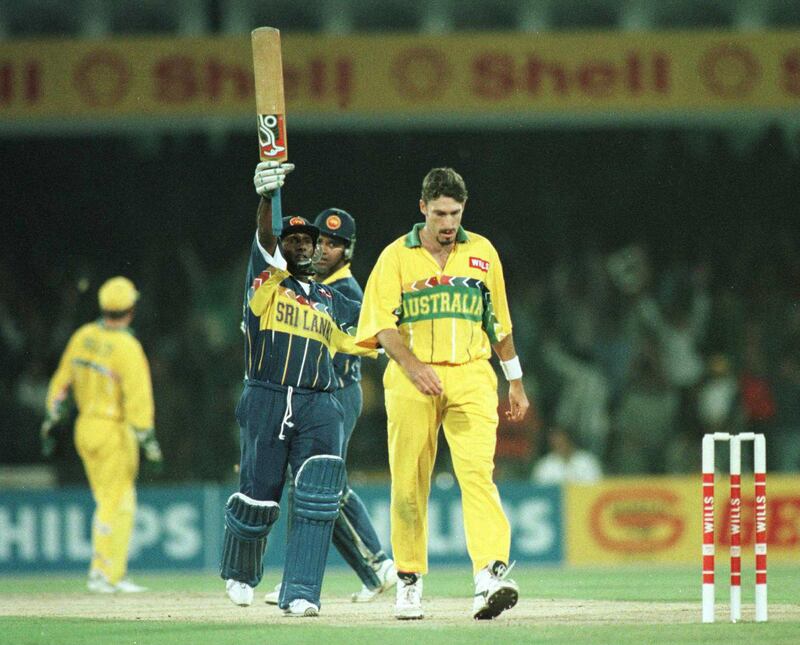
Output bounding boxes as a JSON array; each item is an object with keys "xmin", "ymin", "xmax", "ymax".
[
  {"xmin": 251, "ymin": 27, "xmax": 287, "ymax": 234},
  {"xmin": 251, "ymin": 27, "xmax": 288, "ymax": 163}
]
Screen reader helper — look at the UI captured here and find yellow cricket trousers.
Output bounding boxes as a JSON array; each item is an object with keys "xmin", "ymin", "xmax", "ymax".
[
  {"xmin": 383, "ymin": 358, "xmax": 511, "ymax": 575},
  {"xmin": 75, "ymin": 415, "xmax": 139, "ymax": 584}
]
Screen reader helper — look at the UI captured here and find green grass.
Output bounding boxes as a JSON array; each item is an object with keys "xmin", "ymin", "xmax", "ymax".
[
  {"xmin": 5, "ymin": 619, "xmax": 799, "ymax": 645},
  {"xmin": 1, "ymin": 565, "xmax": 799, "ymax": 645}
]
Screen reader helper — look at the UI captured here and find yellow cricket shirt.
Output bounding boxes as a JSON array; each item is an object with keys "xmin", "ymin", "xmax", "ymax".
[
  {"xmin": 356, "ymin": 223, "xmax": 512, "ymax": 364},
  {"xmin": 46, "ymin": 321, "xmax": 154, "ymax": 431}
]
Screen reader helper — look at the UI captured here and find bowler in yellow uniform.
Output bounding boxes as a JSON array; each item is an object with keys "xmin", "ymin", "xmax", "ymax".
[
  {"xmin": 43, "ymin": 277, "xmax": 162, "ymax": 593},
  {"xmin": 356, "ymin": 167, "xmax": 530, "ymax": 621}
]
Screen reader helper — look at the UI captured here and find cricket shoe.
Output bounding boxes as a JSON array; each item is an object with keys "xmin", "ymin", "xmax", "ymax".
[
  {"xmin": 225, "ymin": 579, "xmax": 254, "ymax": 607},
  {"xmin": 264, "ymin": 582, "xmax": 281, "ymax": 605},
  {"xmin": 283, "ymin": 599, "xmax": 319, "ymax": 617},
  {"xmin": 115, "ymin": 578, "xmax": 147, "ymax": 593},
  {"xmin": 395, "ymin": 573, "xmax": 423, "ymax": 620},
  {"xmin": 472, "ymin": 561, "xmax": 519, "ymax": 620},
  {"xmin": 352, "ymin": 558, "xmax": 398, "ymax": 603},
  {"xmin": 87, "ymin": 571, "xmax": 116, "ymax": 594}
]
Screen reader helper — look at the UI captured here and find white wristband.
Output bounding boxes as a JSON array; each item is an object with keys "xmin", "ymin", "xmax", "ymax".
[{"xmin": 500, "ymin": 356, "xmax": 523, "ymax": 381}]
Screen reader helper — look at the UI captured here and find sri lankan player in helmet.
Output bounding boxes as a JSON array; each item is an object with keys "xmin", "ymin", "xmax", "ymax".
[{"xmin": 311, "ymin": 207, "xmax": 397, "ymax": 601}]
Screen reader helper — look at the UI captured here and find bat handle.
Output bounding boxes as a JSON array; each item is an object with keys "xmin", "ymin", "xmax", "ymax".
[{"xmin": 271, "ymin": 187, "xmax": 283, "ymax": 236}]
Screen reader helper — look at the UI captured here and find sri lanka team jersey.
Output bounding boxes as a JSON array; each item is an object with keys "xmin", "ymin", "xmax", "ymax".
[
  {"xmin": 242, "ymin": 235, "xmax": 367, "ymax": 391},
  {"xmin": 356, "ymin": 223, "xmax": 512, "ymax": 364},
  {"xmin": 321, "ymin": 265, "xmax": 363, "ymax": 389}
]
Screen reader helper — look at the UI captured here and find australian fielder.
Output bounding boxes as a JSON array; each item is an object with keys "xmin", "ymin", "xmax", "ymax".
[{"xmin": 43, "ymin": 277, "xmax": 162, "ymax": 593}]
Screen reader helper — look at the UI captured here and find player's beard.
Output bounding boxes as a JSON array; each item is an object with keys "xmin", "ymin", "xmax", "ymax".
[
  {"xmin": 287, "ymin": 245, "xmax": 321, "ymax": 278},
  {"xmin": 288, "ymin": 257, "xmax": 315, "ymax": 277},
  {"xmin": 437, "ymin": 230, "xmax": 456, "ymax": 246}
]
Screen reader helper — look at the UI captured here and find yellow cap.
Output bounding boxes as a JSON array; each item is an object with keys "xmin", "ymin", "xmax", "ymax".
[{"xmin": 98, "ymin": 276, "xmax": 139, "ymax": 312}]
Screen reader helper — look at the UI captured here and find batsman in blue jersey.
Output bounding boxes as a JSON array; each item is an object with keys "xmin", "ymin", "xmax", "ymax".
[
  {"xmin": 262, "ymin": 208, "xmax": 397, "ymax": 606},
  {"xmin": 220, "ymin": 161, "xmax": 373, "ymax": 617},
  {"xmin": 313, "ymin": 209, "xmax": 397, "ymax": 600}
]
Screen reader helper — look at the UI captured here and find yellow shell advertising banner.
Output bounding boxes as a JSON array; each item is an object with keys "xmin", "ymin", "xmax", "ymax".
[
  {"xmin": 565, "ymin": 475, "xmax": 800, "ymax": 565},
  {"xmin": 1, "ymin": 32, "xmax": 799, "ymax": 121}
]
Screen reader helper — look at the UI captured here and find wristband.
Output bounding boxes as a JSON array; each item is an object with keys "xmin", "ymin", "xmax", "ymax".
[{"xmin": 500, "ymin": 356, "xmax": 523, "ymax": 381}]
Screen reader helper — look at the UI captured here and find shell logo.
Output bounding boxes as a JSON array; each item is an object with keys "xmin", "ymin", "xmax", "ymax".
[
  {"xmin": 589, "ymin": 488, "xmax": 684, "ymax": 552},
  {"xmin": 289, "ymin": 217, "xmax": 305, "ymax": 226},
  {"xmin": 326, "ymin": 215, "xmax": 342, "ymax": 230}
]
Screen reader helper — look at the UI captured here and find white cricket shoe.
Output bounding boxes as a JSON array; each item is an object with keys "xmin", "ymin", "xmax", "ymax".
[
  {"xmin": 87, "ymin": 571, "xmax": 116, "ymax": 594},
  {"xmin": 283, "ymin": 599, "xmax": 319, "ymax": 617},
  {"xmin": 395, "ymin": 574, "xmax": 423, "ymax": 620},
  {"xmin": 225, "ymin": 579, "xmax": 254, "ymax": 607},
  {"xmin": 264, "ymin": 582, "xmax": 281, "ymax": 605},
  {"xmin": 115, "ymin": 578, "xmax": 147, "ymax": 593},
  {"xmin": 472, "ymin": 561, "xmax": 519, "ymax": 620},
  {"xmin": 352, "ymin": 558, "xmax": 398, "ymax": 602}
]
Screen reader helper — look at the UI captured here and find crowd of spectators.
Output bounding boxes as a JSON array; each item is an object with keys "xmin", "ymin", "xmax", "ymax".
[{"xmin": 497, "ymin": 236, "xmax": 800, "ymax": 479}]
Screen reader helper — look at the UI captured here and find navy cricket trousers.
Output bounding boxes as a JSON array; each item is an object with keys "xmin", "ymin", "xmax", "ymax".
[
  {"xmin": 335, "ymin": 381, "xmax": 363, "ymax": 459},
  {"xmin": 331, "ymin": 381, "xmax": 387, "ymax": 572},
  {"xmin": 236, "ymin": 380, "xmax": 344, "ymax": 502}
]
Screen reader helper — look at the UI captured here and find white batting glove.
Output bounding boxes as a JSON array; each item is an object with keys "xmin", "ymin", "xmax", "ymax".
[
  {"xmin": 254, "ymin": 161, "xmax": 295, "ymax": 198},
  {"xmin": 40, "ymin": 416, "xmax": 57, "ymax": 458},
  {"xmin": 142, "ymin": 436, "xmax": 163, "ymax": 463},
  {"xmin": 134, "ymin": 427, "xmax": 163, "ymax": 464}
]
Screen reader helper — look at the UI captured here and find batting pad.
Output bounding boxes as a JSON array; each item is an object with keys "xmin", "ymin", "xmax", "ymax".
[
  {"xmin": 219, "ymin": 492, "xmax": 280, "ymax": 587},
  {"xmin": 332, "ymin": 488, "xmax": 384, "ymax": 589},
  {"xmin": 279, "ymin": 455, "xmax": 345, "ymax": 609}
]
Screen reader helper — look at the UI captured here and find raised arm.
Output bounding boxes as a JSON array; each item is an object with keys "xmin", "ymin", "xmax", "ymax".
[
  {"xmin": 253, "ymin": 161, "xmax": 295, "ymax": 253},
  {"xmin": 256, "ymin": 197, "xmax": 278, "ymax": 255}
]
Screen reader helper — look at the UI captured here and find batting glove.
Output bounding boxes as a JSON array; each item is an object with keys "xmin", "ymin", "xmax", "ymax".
[
  {"xmin": 40, "ymin": 417, "xmax": 56, "ymax": 458},
  {"xmin": 142, "ymin": 436, "xmax": 163, "ymax": 463},
  {"xmin": 254, "ymin": 161, "xmax": 295, "ymax": 198},
  {"xmin": 134, "ymin": 427, "xmax": 163, "ymax": 463}
]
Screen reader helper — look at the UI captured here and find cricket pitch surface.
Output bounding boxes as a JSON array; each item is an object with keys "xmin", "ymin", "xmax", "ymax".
[{"xmin": 2, "ymin": 594, "xmax": 798, "ymax": 626}]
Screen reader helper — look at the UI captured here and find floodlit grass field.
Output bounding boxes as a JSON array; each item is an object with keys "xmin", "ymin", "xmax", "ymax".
[{"xmin": 1, "ymin": 564, "xmax": 799, "ymax": 644}]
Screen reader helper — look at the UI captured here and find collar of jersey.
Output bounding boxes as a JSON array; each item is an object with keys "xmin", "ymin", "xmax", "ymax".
[
  {"xmin": 319, "ymin": 264, "xmax": 353, "ymax": 285},
  {"xmin": 404, "ymin": 222, "xmax": 469, "ymax": 248},
  {"xmin": 96, "ymin": 318, "xmax": 134, "ymax": 335}
]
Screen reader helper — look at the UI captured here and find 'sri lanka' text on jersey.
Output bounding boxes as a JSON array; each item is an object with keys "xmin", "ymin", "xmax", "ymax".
[
  {"xmin": 356, "ymin": 223, "xmax": 513, "ymax": 365},
  {"xmin": 242, "ymin": 238, "xmax": 368, "ymax": 391},
  {"xmin": 273, "ymin": 299, "xmax": 333, "ymax": 341}
]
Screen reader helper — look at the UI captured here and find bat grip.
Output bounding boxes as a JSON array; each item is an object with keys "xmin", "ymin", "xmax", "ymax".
[{"xmin": 271, "ymin": 187, "xmax": 283, "ymax": 236}]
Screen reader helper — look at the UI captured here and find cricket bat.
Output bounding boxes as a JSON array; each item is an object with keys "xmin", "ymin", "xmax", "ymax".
[{"xmin": 251, "ymin": 27, "xmax": 287, "ymax": 235}]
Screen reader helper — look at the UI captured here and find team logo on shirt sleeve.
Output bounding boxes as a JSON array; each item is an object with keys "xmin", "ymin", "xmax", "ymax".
[{"xmin": 469, "ymin": 257, "xmax": 490, "ymax": 272}]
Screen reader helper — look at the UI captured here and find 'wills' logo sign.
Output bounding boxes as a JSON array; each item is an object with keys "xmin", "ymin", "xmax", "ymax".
[{"xmin": 470, "ymin": 257, "xmax": 490, "ymax": 272}]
